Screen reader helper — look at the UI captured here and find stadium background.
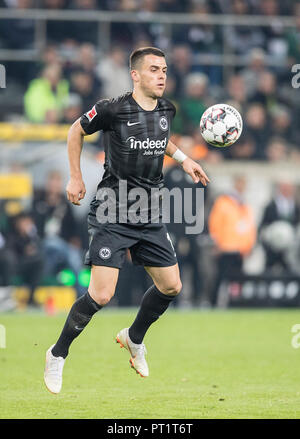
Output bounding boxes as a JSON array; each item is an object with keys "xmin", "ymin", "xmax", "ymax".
[{"xmin": 0, "ymin": 0, "xmax": 300, "ymax": 312}]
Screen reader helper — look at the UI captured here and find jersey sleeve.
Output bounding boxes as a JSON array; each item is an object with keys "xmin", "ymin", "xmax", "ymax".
[{"xmin": 80, "ymin": 99, "xmax": 115, "ymax": 134}]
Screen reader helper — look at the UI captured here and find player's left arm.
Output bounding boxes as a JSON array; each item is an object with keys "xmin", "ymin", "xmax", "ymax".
[{"xmin": 165, "ymin": 139, "xmax": 210, "ymax": 186}]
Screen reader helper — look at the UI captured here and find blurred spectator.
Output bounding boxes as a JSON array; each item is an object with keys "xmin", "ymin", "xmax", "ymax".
[
  {"xmin": 0, "ymin": 0, "xmax": 35, "ymax": 49},
  {"xmin": 39, "ymin": 45, "xmax": 63, "ymax": 72},
  {"xmin": 61, "ymin": 93, "xmax": 83, "ymax": 123},
  {"xmin": 224, "ymin": 74, "xmax": 247, "ymax": 108},
  {"xmin": 140, "ymin": 0, "xmax": 158, "ymax": 12},
  {"xmin": 269, "ymin": 105, "xmax": 296, "ymax": 145},
  {"xmin": 208, "ymin": 175, "xmax": 257, "ymax": 305},
  {"xmin": 225, "ymin": 0, "xmax": 264, "ymax": 55},
  {"xmin": 70, "ymin": 68, "xmax": 100, "ymax": 111},
  {"xmin": 31, "ymin": 170, "xmax": 84, "ymax": 295},
  {"xmin": 164, "ymin": 75, "xmax": 177, "ymax": 102},
  {"xmin": 169, "ymin": 45, "xmax": 193, "ymax": 98},
  {"xmin": 120, "ymin": 1, "xmax": 174, "ymax": 51},
  {"xmin": 250, "ymin": 71, "xmax": 282, "ymax": 112},
  {"xmin": 173, "ymin": 17, "xmax": 222, "ymax": 56},
  {"xmin": 258, "ymin": 0, "xmax": 288, "ymax": 62},
  {"xmin": 76, "ymin": 44, "xmax": 100, "ymax": 77},
  {"xmin": 108, "ymin": 4, "xmax": 141, "ymax": 46},
  {"xmin": 24, "ymin": 64, "xmax": 69, "ymax": 123},
  {"xmin": 65, "ymin": 44, "xmax": 102, "ymax": 100},
  {"xmin": 96, "ymin": 47, "xmax": 131, "ymax": 98},
  {"xmin": 265, "ymin": 137, "xmax": 288, "ymax": 162},
  {"xmin": 260, "ymin": 180, "xmax": 300, "ymax": 273},
  {"xmin": 172, "ymin": 3, "xmax": 222, "ymax": 84},
  {"xmin": 240, "ymin": 48, "xmax": 269, "ymax": 98},
  {"xmin": 8, "ymin": 212, "xmax": 44, "ymax": 306},
  {"xmin": 44, "ymin": 0, "xmax": 66, "ymax": 7},
  {"xmin": 286, "ymin": 2, "xmax": 300, "ymax": 63},
  {"xmin": 158, "ymin": 0, "xmax": 189, "ymax": 12},
  {"xmin": 32, "ymin": 171, "xmax": 77, "ymax": 239},
  {"xmin": 164, "ymin": 76, "xmax": 185, "ymax": 134},
  {"xmin": 230, "ymin": 0, "xmax": 253, "ymax": 14},
  {"xmin": 111, "ymin": 0, "xmax": 139, "ymax": 11},
  {"xmin": 226, "ymin": 133, "xmax": 256, "ymax": 160},
  {"xmin": 244, "ymin": 103, "xmax": 270, "ymax": 160},
  {"xmin": 180, "ymin": 72, "xmax": 210, "ymax": 134},
  {"xmin": 59, "ymin": 40, "xmax": 80, "ymax": 69},
  {"xmin": 28, "ymin": 44, "xmax": 64, "ymax": 92},
  {"xmin": 67, "ymin": 0, "xmax": 99, "ymax": 43},
  {"xmin": 44, "ymin": 0, "xmax": 70, "ymax": 43},
  {"xmin": 0, "ymin": 232, "xmax": 14, "ymax": 287},
  {"xmin": 261, "ymin": 180, "xmax": 300, "ymax": 227}
]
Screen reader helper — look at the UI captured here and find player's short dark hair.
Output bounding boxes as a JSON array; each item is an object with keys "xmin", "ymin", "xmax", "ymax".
[{"xmin": 130, "ymin": 47, "xmax": 165, "ymax": 70}]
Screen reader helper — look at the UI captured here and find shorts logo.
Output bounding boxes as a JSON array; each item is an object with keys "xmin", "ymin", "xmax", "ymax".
[
  {"xmin": 99, "ymin": 247, "xmax": 111, "ymax": 259},
  {"xmin": 159, "ymin": 116, "xmax": 168, "ymax": 131}
]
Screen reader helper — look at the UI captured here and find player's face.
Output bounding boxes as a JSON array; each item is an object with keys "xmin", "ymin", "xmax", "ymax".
[{"xmin": 134, "ymin": 55, "xmax": 167, "ymax": 99}]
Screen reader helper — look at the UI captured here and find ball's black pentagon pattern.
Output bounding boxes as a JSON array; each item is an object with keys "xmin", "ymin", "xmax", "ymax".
[{"xmin": 200, "ymin": 104, "xmax": 243, "ymax": 148}]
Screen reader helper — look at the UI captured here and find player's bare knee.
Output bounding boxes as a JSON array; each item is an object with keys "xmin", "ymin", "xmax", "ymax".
[
  {"xmin": 97, "ymin": 294, "xmax": 113, "ymax": 306},
  {"xmin": 88, "ymin": 289, "xmax": 114, "ymax": 306},
  {"xmin": 160, "ymin": 280, "xmax": 182, "ymax": 296},
  {"xmin": 172, "ymin": 280, "xmax": 182, "ymax": 296}
]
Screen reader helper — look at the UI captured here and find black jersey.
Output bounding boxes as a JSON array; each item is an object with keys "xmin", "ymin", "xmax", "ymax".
[{"xmin": 80, "ymin": 92, "xmax": 176, "ymax": 223}]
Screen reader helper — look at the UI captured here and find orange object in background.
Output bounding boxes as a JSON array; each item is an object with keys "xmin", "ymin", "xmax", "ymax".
[
  {"xmin": 192, "ymin": 143, "xmax": 208, "ymax": 160},
  {"xmin": 96, "ymin": 150, "xmax": 105, "ymax": 164},
  {"xmin": 45, "ymin": 295, "xmax": 56, "ymax": 316},
  {"xmin": 208, "ymin": 194, "xmax": 257, "ymax": 256},
  {"xmin": 163, "ymin": 135, "xmax": 208, "ymax": 169}
]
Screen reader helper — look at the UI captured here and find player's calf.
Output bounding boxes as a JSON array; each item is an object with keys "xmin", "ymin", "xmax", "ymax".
[
  {"xmin": 51, "ymin": 291, "xmax": 103, "ymax": 359},
  {"xmin": 128, "ymin": 284, "xmax": 177, "ymax": 345}
]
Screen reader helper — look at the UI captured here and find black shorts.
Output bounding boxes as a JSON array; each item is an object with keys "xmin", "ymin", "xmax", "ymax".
[{"xmin": 84, "ymin": 213, "xmax": 177, "ymax": 269}]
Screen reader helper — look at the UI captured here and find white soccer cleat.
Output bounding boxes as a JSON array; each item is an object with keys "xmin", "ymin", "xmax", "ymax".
[
  {"xmin": 44, "ymin": 345, "xmax": 65, "ymax": 394},
  {"xmin": 116, "ymin": 328, "xmax": 149, "ymax": 377}
]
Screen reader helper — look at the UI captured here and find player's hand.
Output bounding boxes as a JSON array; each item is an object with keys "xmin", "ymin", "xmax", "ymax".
[
  {"xmin": 66, "ymin": 177, "xmax": 86, "ymax": 206},
  {"xmin": 182, "ymin": 157, "xmax": 210, "ymax": 186}
]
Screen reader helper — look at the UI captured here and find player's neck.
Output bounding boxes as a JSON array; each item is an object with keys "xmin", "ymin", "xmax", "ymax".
[{"xmin": 132, "ymin": 90, "xmax": 157, "ymax": 111}]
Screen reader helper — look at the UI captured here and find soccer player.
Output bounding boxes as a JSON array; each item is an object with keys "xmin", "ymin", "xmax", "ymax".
[{"xmin": 44, "ymin": 47, "xmax": 210, "ymax": 394}]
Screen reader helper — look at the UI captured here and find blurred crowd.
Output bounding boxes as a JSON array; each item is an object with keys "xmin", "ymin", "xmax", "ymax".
[
  {"xmin": 0, "ymin": 170, "xmax": 88, "ymax": 307},
  {"xmin": 0, "ymin": 0, "xmax": 298, "ymax": 14},
  {"xmin": 0, "ymin": 0, "xmax": 300, "ymax": 163}
]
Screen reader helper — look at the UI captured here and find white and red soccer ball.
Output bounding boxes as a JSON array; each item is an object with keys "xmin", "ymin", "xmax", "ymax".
[{"xmin": 200, "ymin": 103, "xmax": 243, "ymax": 147}]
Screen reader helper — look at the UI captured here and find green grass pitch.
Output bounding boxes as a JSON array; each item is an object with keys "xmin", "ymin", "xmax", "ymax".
[{"xmin": 0, "ymin": 308, "xmax": 300, "ymax": 419}]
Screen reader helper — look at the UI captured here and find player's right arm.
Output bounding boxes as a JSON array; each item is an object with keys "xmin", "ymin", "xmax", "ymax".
[
  {"xmin": 66, "ymin": 99, "xmax": 114, "ymax": 206},
  {"xmin": 66, "ymin": 118, "xmax": 88, "ymax": 206}
]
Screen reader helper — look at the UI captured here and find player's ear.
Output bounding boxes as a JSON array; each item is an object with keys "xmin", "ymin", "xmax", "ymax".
[{"xmin": 131, "ymin": 69, "xmax": 140, "ymax": 83}]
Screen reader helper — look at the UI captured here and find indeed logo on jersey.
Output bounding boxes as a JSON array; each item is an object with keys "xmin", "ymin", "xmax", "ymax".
[{"xmin": 126, "ymin": 136, "xmax": 167, "ymax": 156}]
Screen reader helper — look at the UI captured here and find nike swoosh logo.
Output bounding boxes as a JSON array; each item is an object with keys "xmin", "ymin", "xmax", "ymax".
[
  {"xmin": 127, "ymin": 121, "xmax": 141, "ymax": 126},
  {"xmin": 75, "ymin": 326, "xmax": 84, "ymax": 330}
]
